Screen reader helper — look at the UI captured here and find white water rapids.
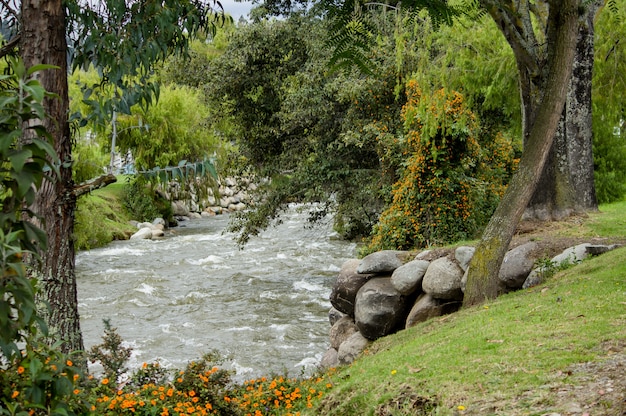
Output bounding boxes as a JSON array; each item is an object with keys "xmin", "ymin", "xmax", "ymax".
[{"xmin": 76, "ymin": 206, "xmax": 356, "ymax": 381}]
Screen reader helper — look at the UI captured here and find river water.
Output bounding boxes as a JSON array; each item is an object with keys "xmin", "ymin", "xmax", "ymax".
[{"xmin": 76, "ymin": 206, "xmax": 356, "ymax": 381}]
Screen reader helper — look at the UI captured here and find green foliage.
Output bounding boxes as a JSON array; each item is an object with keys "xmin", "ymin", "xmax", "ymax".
[
  {"xmin": 592, "ymin": 3, "xmax": 626, "ymax": 203},
  {"xmin": 0, "ymin": 59, "xmax": 90, "ymax": 416},
  {"xmin": 88, "ymin": 320, "xmax": 133, "ymax": 385},
  {"xmin": 72, "ymin": 137, "xmax": 109, "ymax": 184},
  {"xmin": 122, "ymin": 177, "xmax": 172, "ymax": 222},
  {"xmin": 367, "ymin": 80, "xmax": 516, "ymax": 252},
  {"xmin": 66, "ymin": 0, "xmax": 228, "ymax": 123},
  {"xmin": 207, "ymin": 17, "xmax": 311, "ymax": 164},
  {"xmin": 0, "ymin": 59, "xmax": 57, "ymax": 359},
  {"xmin": 116, "ymin": 85, "xmax": 224, "ymax": 171},
  {"xmin": 74, "ymin": 190, "xmax": 136, "ymax": 250}
]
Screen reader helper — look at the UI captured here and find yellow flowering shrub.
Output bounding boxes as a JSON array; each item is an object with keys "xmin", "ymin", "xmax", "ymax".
[{"xmin": 367, "ymin": 79, "xmax": 517, "ymax": 252}]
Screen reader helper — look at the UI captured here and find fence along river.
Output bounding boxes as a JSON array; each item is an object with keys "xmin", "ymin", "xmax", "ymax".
[{"xmin": 76, "ymin": 206, "xmax": 356, "ymax": 380}]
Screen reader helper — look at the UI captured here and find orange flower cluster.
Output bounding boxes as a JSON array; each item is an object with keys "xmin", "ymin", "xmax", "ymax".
[
  {"xmin": 229, "ymin": 373, "xmax": 335, "ymax": 416},
  {"xmin": 368, "ymin": 79, "xmax": 516, "ymax": 252},
  {"xmin": 93, "ymin": 365, "xmax": 226, "ymax": 415},
  {"xmin": 91, "ymin": 364, "xmax": 337, "ymax": 416}
]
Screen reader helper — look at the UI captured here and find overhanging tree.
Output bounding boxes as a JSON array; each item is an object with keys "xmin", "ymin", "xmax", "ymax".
[{"xmin": 2, "ymin": 0, "xmax": 225, "ymax": 354}]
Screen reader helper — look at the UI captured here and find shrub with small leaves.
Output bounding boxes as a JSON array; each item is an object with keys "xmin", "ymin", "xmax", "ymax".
[{"xmin": 366, "ymin": 80, "xmax": 516, "ymax": 252}]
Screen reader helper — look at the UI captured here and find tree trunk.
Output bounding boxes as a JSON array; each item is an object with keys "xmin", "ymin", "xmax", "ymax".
[
  {"xmin": 21, "ymin": 0, "xmax": 84, "ymax": 354},
  {"xmin": 526, "ymin": 3, "xmax": 600, "ymax": 219},
  {"xmin": 463, "ymin": 1, "xmax": 580, "ymax": 307}
]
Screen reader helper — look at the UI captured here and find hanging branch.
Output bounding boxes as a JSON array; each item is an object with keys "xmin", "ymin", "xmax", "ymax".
[{"xmin": 72, "ymin": 173, "xmax": 117, "ymax": 198}]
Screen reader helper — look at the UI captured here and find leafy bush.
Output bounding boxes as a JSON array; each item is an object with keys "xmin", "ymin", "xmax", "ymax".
[
  {"xmin": 367, "ymin": 80, "xmax": 516, "ymax": 252},
  {"xmin": 122, "ymin": 177, "xmax": 172, "ymax": 223}
]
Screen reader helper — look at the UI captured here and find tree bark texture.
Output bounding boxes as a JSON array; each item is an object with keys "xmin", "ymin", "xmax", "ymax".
[
  {"xmin": 21, "ymin": 0, "xmax": 84, "ymax": 354},
  {"xmin": 463, "ymin": 1, "xmax": 580, "ymax": 307},
  {"xmin": 527, "ymin": 3, "xmax": 601, "ymax": 219}
]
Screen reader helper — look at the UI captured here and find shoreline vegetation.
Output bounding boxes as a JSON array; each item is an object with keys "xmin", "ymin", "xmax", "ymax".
[{"xmin": 75, "ymin": 185, "xmax": 625, "ymax": 415}]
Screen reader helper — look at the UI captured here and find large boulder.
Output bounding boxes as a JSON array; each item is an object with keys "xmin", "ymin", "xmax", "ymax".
[
  {"xmin": 354, "ymin": 278, "xmax": 407, "ymax": 340},
  {"xmin": 330, "ymin": 259, "xmax": 375, "ymax": 316},
  {"xmin": 329, "ymin": 316, "xmax": 359, "ymax": 350},
  {"xmin": 552, "ymin": 243, "xmax": 592, "ymax": 266},
  {"xmin": 337, "ymin": 332, "xmax": 371, "ymax": 365},
  {"xmin": 357, "ymin": 250, "xmax": 404, "ymax": 274},
  {"xmin": 422, "ymin": 256, "xmax": 464, "ymax": 300},
  {"xmin": 498, "ymin": 242, "xmax": 538, "ymax": 289},
  {"xmin": 390, "ymin": 259, "xmax": 430, "ymax": 295},
  {"xmin": 171, "ymin": 200, "xmax": 189, "ymax": 216},
  {"xmin": 405, "ymin": 293, "xmax": 444, "ymax": 328}
]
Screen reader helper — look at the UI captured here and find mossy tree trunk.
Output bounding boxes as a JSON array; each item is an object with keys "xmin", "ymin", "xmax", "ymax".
[
  {"xmin": 21, "ymin": 0, "xmax": 84, "ymax": 354},
  {"xmin": 463, "ymin": 1, "xmax": 580, "ymax": 306},
  {"xmin": 527, "ymin": 2, "xmax": 601, "ymax": 220}
]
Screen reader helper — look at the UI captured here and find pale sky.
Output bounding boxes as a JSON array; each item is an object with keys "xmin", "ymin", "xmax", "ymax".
[{"xmin": 219, "ymin": 0, "xmax": 255, "ymax": 21}]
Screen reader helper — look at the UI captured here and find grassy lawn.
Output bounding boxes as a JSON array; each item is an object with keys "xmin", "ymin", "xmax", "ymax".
[
  {"xmin": 74, "ymin": 175, "xmax": 137, "ymax": 250},
  {"xmin": 309, "ymin": 201, "xmax": 626, "ymax": 416}
]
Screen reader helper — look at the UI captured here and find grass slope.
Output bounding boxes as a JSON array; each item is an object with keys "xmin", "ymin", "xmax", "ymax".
[
  {"xmin": 74, "ymin": 177, "xmax": 137, "ymax": 250},
  {"xmin": 312, "ymin": 203, "xmax": 626, "ymax": 416}
]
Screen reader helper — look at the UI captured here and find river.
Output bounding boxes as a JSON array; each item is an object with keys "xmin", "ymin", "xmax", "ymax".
[{"xmin": 76, "ymin": 206, "xmax": 356, "ymax": 381}]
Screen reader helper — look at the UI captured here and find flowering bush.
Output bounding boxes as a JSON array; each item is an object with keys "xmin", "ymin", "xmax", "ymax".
[{"xmin": 367, "ymin": 79, "xmax": 517, "ymax": 252}]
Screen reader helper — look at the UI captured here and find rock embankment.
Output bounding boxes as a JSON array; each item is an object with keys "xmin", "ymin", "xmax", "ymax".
[
  {"xmin": 322, "ymin": 242, "xmax": 620, "ymax": 368},
  {"xmin": 167, "ymin": 177, "xmax": 256, "ymax": 218},
  {"xmin": 129, "ymin": 177, "xmax": 257, "ymax": 240}
]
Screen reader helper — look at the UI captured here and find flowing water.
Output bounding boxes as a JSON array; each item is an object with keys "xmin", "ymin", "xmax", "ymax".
[{"xmin": 76, "ymin": 206, "xmax": 356, "ymax": 381}]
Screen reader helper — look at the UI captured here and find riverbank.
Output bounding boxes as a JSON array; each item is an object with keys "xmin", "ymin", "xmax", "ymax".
[
  {"xmin": 312, "ymin": 201, "xmax": 626, "ymax": 416},
  {"xmin": 75, "ymin": 185, "xmax": 625, "ymax": 415},
  {"xmin": 75, "ymin": 179, "xmax": 137, "ymax": 250}
]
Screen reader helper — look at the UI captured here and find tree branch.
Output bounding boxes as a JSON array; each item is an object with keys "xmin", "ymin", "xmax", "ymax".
[
  {"xmin": 73, "ymin": 173, "xmax": 117, "ymax": 198},
  {"xmin": 0, "ymin": 34, "xmax": 20, "ymax": 59}
]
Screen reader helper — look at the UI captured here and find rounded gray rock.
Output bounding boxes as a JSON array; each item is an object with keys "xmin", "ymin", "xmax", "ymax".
[
  {"xmin": 330, "ymin": 259, "xmax": 375, "ymax": 316},
  {"xmin": 422, "ymin": 256, "xmax": 464, "ymax": 300},
  {"xmin": 405, "ymin": 293, "xmax": 444, "ymax": 328},
  {"xmin": 498, "ymin": 242, "xmax": 538, "ymax": 289},
  {"xmin": 354, "ymin": 278, "xmax": 406, "ymax": 340},
  {"xmin": 329, "ymin": 316, "xmax": 359, "ymax": 350},
  {"xmin": 337, "ymin": 331, "xmax": 371, "ymax": 365},
  {"xmin": 390, "ymin": 259, "xmax": 430, "ymax": 295},
  {"xmin": 357, "ymin": 250, "xmax": 403, "ymax": 274}
]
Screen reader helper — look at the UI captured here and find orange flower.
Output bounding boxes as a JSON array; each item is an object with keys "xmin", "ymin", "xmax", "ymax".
[
  {"xmin": 17, "ymin": 366, "xmax": 25, "ymax": 374},
  {"xmin": 66, "ymin": 360, "xmax": 73, "ymax": 366},
  {"xmin": 101, "ymin": 378, "xmax": 109, "ymax": 385},
  {"xmin": 11, "ymin": 391, "xmax": 19, "ymax": 399}
]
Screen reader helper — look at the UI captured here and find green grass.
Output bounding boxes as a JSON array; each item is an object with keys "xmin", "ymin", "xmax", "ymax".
[
  {"xmin": 74, "ymin": 175, "xmax": 137, "ymax": 250},
  {"xmin": 308, "ymin": 202, "xmax": 626, "ymax": 416}
]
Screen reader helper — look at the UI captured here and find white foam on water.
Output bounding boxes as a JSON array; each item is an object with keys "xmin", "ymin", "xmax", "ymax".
[
  {"xmin": 293, "ymin": 280, "xmax": 325, "ymax": 293},
  {"xmin": 89, "ymin": 247, "xmax": 146, "ymax": 257},
  {"xmin": 135, "ymin": 283, "xmax": 157, "ymax": 296},
  {"xmin": 259, "ymin": 291, "xmax": 279, "ymax": 300},
  {"xmin": 225, "ymin": 326, "xmax": 254, "ymax": 332},
  {"xmin": 186, "ymin": 255, "xmax": 224, "ymax": 265},
  {"xmin": 294, "ymin": 356, "xmax": 319, "ymax": 369},
  {"xmin": 128, "ymin": 298, "xmax": 151, "ymax": 307}
]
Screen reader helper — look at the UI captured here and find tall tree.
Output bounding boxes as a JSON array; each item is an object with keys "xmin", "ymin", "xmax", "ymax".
[
  {"xmin": 526, "ymin": 2, "xmax": 602, "ymax": 219},
  {"xmin": 20, "ymin": 0, "xmax": 82, "ymax": 353},
  {"xmin": 6, "ymin": 0, "xmax": 223, "ymax": 354},
  {"xmin": 463, "ymin": 1, "xmax": 582, "ymax": 305}
]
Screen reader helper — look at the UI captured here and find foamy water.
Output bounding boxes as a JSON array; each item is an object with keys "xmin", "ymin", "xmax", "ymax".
[{"xmin": 76, "ymin": 206, "xmax": 355, "ymax": 380}]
